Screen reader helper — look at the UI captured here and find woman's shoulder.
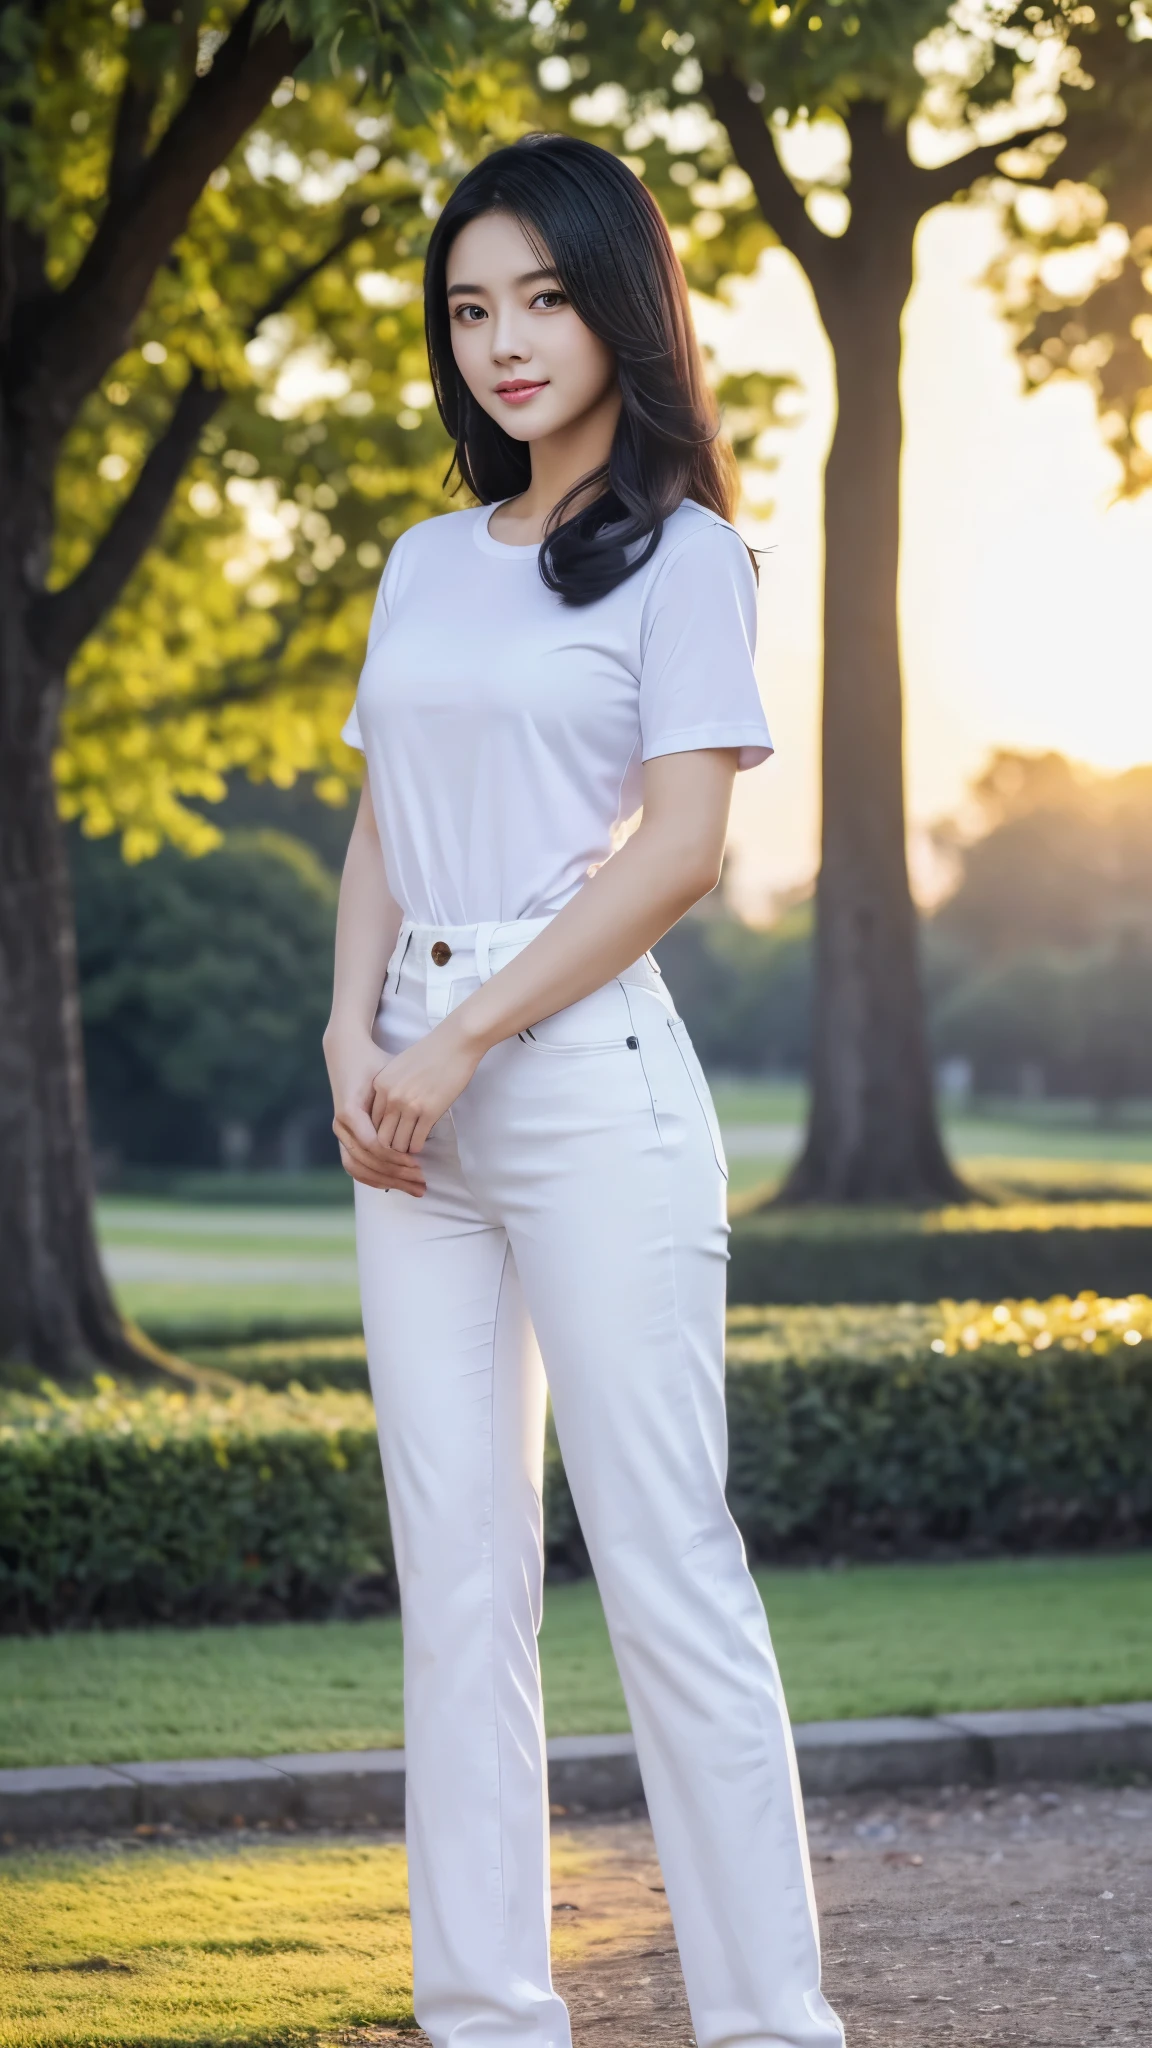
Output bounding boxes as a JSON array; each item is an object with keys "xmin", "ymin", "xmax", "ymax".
[
  {"xmin": 387, "ymin": 506, "xmax": 478, "ymax": 569},
  {"xmin": 642, "ymin": 500, "xmax": 754, "ymax": 595},
  {"xmin": 660, "ymin": 498, "xmax": 745, "ymax": 555}
]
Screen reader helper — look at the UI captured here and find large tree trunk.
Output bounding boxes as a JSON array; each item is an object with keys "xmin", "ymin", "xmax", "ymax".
[
  {"xmin": 708, "ymin": 77, "xmax": 966, "ymax": 1204},
  {"xmin": 0, "ymin": 676, "xmax": 120, "ymax": 1374},
  {"xmin": 781, "ymin": 122, "xmax": 965, "ymax": 1201},
  {"xmin": 0, "ymin": 6, "xmax": 307, "ymax": 1379},
  {"xmin": 0, "ymin": 611, "xmax": 145, "ymax": 1377}
]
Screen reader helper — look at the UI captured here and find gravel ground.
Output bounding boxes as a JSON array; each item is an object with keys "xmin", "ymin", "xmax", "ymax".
[{"xmin": 363, "ymin": 1780, "xmax": 1151, "ymax": 2047}]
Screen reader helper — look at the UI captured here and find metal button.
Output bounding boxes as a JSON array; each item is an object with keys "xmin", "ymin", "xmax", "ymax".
[{"xmin": 430, "ymin": 940, "xmax": 452, "ymax": 966}]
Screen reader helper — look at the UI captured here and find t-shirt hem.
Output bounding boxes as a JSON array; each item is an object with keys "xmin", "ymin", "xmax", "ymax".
[{"xmin": 642, "ymin": 725, "xmax": 774, "ymax": 769}]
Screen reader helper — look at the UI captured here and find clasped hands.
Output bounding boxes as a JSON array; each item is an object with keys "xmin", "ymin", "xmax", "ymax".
[{"xmin": 328, "ymin": 1014, "xmax": 486, "ymax": 1195}]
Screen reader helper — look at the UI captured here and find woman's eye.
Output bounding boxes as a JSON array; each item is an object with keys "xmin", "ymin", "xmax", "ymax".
[
  {"xmin": 531, "ymin": 290, "xmax": 567, "ymax": 310},
  {"xmin": 452, "ymin": 303, "xmax": 486, "ymax": 323}
]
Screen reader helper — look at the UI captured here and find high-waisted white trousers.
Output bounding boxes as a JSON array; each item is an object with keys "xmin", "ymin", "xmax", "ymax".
[{"xmin": 354, "ymin": 916, "xmax": 844, "ymax": 2048}]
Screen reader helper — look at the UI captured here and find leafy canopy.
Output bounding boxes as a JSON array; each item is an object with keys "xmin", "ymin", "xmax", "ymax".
[{"xmin": 2, "ymin": 2, "xmax": 537, "ymax": 857}]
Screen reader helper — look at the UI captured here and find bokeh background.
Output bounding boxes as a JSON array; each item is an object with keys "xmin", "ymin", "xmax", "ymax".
[{"xmin": 2, "ymin": 7, "xmax": 1150, "ymax": 2040}]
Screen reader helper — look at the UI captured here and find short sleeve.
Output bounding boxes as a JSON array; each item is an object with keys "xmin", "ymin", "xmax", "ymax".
[
  {"xmin": 341, "ymin": 544, "xmax": 401, "ymax": 752},
  {"xmin": 638, "ymin": 520, "xmax": 773, "ymax": 771}
]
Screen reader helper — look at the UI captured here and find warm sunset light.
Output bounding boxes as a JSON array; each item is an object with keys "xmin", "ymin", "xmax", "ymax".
[{"xmin": 705, "ymin": 205, "xmax": 1152, "ymax": 916}]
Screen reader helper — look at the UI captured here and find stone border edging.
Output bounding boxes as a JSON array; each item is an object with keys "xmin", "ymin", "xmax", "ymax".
[{"xmin": 2, "ymin": 1706, "xmax": 1149, "ymax": 1840}]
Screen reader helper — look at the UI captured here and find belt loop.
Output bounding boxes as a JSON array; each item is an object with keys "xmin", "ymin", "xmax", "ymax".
[
  {"xmin": 473, "ymin": 921, "xmax": 499, "ymax": 984},
  {"xmin": 387, "ymin": 923, "xmax": 413, "ymax": 992}
]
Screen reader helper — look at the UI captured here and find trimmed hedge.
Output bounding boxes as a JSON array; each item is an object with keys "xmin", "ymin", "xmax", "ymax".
[
  {"xmin": 3, "ymin": 1295, "xmax": 1150, "ymax": 1629},
  {"xmin": 185, "ymin": 1336, "xmax": 370, "ymax": 1391},
  {"xmin": 728, "ymin": 1202, "xmax": 1152, "ymax": 1304},
  {"xmin": 0, "ymin": 1382, "xmax": 390, "ymax": 1631}
]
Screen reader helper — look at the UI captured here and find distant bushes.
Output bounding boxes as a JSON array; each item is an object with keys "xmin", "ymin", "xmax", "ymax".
[
  {"xmin": 728, "ymin": 1202, "xmax": 1152, "ymax": 1304},
  {"xmin": 4, "ymin": 1296, "xmax": 1150, "ymax": 1631}
]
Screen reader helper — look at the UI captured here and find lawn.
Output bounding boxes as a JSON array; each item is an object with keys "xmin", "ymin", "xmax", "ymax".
[
  {"xmin": 0, "ymin": 1830, "xmax": 613, "ymax": 2048},
  {"xmin": 3, "ymin": 1554, "xmax": 1149, "ymax": 1772},
  {"xmin": 97, "ymin": 1123, "xmax": 1152, "ymax": 1333},
  {"xmin": 0, "ymin": 1838, "xmax": 414, "ymax": 2047}
]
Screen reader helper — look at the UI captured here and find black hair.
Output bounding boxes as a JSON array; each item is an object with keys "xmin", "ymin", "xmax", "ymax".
[{"xmin": 423, "ymin": 132, "xmax": 741, "ymax": 607}]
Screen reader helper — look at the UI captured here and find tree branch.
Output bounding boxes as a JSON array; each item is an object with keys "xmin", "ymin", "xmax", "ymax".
[
  {"xmin": 16, "ymin": 2, "xmax": 307, "ymax": 453},
  {"xmin": 704, "ymin": 65, "xmax": 830, "ymax": 279},
  {"xmin": 914, "ymin": 123, "xmax": 1066, "ymax": 208},
  {"xmin": 29, "ymin": 210, "xmax": 381, "ymax": 671},
  {"xmin": 29, "ymin": 371, "xmax": 222, "ymax": 671},
  {"xmin": 107, "ymin": 1, "xmax": 195, "ymax": 200}
]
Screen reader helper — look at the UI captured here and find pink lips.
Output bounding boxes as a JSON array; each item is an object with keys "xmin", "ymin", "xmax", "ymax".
[{"xmin": 495, "ymin": 380, "xmax": 548, "ymax": 405}]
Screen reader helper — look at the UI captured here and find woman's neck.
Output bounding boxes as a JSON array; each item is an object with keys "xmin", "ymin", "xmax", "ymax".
[{"xmin": 488, "ymin": 383, "xmax": 622, "ymax": 544}]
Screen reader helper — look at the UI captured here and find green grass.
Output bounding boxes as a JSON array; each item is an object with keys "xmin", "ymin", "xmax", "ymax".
[
  {"xmin": 119, "ymin": 1288, "xmax": 365, "ymax": 1344},
  {"xmin": 0, "ymin": 1837, "xmax": 415, "ymax": 2046},
  {"xmin": 0, "ymin": 1831, "xmax": 609, "ymax": 2048},
  {"xmin": 96, "ymin": 1148, "xmax": 1152, "ymax": 1341},
  {"xmin": 3, "ymin": 1554, "xmax": 1149, "ymax": 1772}
]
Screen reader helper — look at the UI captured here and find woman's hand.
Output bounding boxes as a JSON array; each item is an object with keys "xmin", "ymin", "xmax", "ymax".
[
  {"xmin": 371, "ymin": 1014, "xmax": 486, "ymax": 1155},
  {"xmin": 325, "ymin": 1030, "xmax": 428, "ymax": 1195}
]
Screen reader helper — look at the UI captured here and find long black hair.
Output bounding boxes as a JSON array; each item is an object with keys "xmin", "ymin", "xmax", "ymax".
[{"xmin": 423, "ymin": 133, "xmax": 740, "ymax": 607}]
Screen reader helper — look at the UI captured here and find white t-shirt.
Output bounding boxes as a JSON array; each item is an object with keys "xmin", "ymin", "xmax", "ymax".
[{"xmin": 342, "ymin": 497, "xmax": 772, "ymax": 926}]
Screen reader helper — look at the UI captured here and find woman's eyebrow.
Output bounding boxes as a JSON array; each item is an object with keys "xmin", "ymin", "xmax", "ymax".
[{"xmin": 446, "ymin": 267, "xmax": 560, "ymax": 296}]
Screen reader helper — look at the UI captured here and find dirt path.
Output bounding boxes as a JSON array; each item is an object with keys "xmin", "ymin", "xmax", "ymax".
[{"xmin": 367, "ymin": 1781, "xmax": 1151, "ymax": 2047}]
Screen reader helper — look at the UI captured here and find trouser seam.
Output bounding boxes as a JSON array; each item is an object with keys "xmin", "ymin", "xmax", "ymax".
[{"xmin": 488, "ymin": 1233, "xmax": 514, "ymax": 1950}]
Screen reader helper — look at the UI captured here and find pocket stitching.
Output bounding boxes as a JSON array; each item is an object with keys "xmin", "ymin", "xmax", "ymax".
[{"xmin": 667, "ymin": 1018, "xmax": 728, "ymax": 1179}]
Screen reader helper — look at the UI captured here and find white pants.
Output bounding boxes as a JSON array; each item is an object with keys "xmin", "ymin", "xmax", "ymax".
[{"xmin": 354, "ymin": 917, "xmax": 844, "ymax": 2048}]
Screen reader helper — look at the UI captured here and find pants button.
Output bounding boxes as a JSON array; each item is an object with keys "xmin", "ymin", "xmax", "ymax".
[{"xmin": 430, "ymin": 941, "xmax": 452, "ymax": 966}]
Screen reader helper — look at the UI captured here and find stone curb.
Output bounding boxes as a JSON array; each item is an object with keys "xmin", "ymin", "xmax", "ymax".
[{"xmin": 1, "ymin": 1705, "xmax": 1148, "ymax": 1840}]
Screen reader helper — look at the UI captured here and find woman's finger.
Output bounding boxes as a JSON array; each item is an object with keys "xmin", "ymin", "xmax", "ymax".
[
  {"xmin": 335, "ymin": 1117, "xmax": 426, "ymax": 1192},
  {"xmin": 373, "ymin": 1107, "xmax": 402, "ymax": 1153},
  {"xmin": 389, "ymin": 1109, "xmax": 421, "ymax": 1156},
  {"xmin": 340, "ymin": 1102, "xmax": 386, "ymax": 1154},
  {"xmin": 339, "ymin": 1142, "xmax": 426, "ymax": 1196}
]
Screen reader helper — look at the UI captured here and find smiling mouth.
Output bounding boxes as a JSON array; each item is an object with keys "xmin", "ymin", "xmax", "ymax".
[{"xmin": 495, "ymin": 380, "xmax": 548, "ymax": 404}]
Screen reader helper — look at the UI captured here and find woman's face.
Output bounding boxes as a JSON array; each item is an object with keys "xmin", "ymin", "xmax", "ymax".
[{"xmin": 445, "ymin": 209, "xmax": 618, "ymax": 444}]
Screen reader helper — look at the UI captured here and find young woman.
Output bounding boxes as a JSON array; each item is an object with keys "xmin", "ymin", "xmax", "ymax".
[{"xmin": 326, "ymin": 133, "xmax": 844, "ymax": 2048}]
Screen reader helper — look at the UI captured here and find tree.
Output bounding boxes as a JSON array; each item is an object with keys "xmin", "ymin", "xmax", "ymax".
[
  {"xmin": 556, "ymin": 0, "xmax": 1148, "ymax": 1200},
  {"xmin": 927, "ymin": 751, "xmax": 1152, "ymax": 1105},
  {"xmin": 985, "ymin": 0, "xmax": 1152, "ymax": 497},
  {"xmin": 75, "ymin": 828, "xmax": 339, "ymax": 1170},
  {"xmin": 657, "ymin": 899, "xmax": 812, "ymax": 1074},
  {"xmin": 0, "ymin": 1, "xmax": 532, "ymax": 1377}
]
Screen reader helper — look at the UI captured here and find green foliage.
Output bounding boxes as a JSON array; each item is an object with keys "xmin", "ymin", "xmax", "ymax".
[
  {"xmin": 6, "ymin": 1296, "xmax": 1149, "ymax": 1628},
  {"xmin": 186, "ymin": 1334, "xmax": 370, "ymax": 1387},
  {"xmin": 933, "ymin": 753, "xmax": 1152, "ymax": 958},
  {"xmin": 720, "ymin": 1294, "xmax": 1152, "ymax": 1559},
  {"xmin": 6, "ymin": 3, "xmax": 537, "ymax": 857},
  {"xmin": 729, "ymin": 1202, "xmax": 1152, "ymax": 1302},
  {"xmin": 0, "ymin": 1379, "xmax": 391, "ymax": 1629},
  {"xmin": 73, "ymin": 827, "xmax": 338, "ymax": 1163},
  {"xmin": 553, "ymin": 0, "xmax": 1152, "ymax": 505},
  {"xmin": 929, "ymin": 753, "xmax": 1152, "ymax": 1100},
  {"xmin": 982, "ymin": 0, "xmax": 1152, "ymax": 493},
  {"xmin": 657, "ymin": 898, "xmax": 811, "ymax": 1071}
]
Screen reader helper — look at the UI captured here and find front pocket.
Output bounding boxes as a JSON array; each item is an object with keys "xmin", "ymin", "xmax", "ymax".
[
  {"xmin": 518, "ymin": 977, "xmax": 636, "ymax": 1053},
  {"xmin": 667, "ymin": 1017, "xmax": 728, "ymax": 1179}
]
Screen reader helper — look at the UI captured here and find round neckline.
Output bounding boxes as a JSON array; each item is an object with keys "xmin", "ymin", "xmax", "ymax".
[{"xmin": 472, "ymin": 503, "xmax": 542, "ymax": 558}]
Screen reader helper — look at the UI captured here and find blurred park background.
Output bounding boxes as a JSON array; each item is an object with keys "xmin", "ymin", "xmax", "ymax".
[{"xmin": 1, "ymin": 4, "xmax": 1151, "ymax": 2038}]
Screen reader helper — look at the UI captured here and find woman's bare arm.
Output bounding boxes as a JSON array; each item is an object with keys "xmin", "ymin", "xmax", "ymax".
[
  {"xmin": 323, "ymin": 780, "xmax": 426, "ymax": 1193},
  {"xmin": 371, "ymin": 748, "xmax": 738, "ymax": 1157}
]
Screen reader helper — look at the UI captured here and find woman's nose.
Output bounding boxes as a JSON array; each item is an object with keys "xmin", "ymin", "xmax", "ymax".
[{"xmin": 490, "ymin": 311, "xmax": 529, "ymax": 364}]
